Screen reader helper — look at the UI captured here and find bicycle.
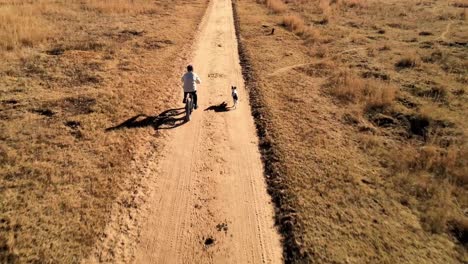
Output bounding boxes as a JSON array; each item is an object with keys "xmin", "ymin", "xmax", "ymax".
[{"xmin": 185, "ymin": 93, "xmax": 194, "ymax": 122}]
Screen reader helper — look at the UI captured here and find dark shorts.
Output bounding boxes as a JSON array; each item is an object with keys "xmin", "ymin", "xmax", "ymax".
[{"xmin": 184, "ymin": 91, "xmax": 198, "ymax": 106}]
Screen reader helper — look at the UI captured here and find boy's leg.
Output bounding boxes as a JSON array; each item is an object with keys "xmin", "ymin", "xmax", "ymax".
[
  {"xmin": 183, "ymin": 92, "xmax": 187, "ymax": 103},
  {"xmin": 192, "ymin": 91, "xmax": 198, "ymax": 109}
]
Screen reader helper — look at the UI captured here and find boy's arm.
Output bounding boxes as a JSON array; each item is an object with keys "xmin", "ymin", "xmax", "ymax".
[{"xmin": 196, "ymin": 74, "xmax": 201, "ymax": 84}]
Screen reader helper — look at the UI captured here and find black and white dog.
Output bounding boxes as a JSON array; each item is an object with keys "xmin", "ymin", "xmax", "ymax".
[{"xmin": 231, "ymin": 86, "xmax": 238, "ymax": 108}]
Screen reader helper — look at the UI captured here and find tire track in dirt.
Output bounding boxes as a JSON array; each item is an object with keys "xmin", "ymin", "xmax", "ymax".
[{"xmin": 134, "ymin": 0, "xmax": 283, "ymax": 262}]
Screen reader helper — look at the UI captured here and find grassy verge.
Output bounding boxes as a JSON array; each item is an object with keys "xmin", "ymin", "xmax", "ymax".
[
  {"xmin": 234, "ymin": 0, "xmax": 467, "ymax": 262},
  {"xmin": 233, "ymin": 1, "xmax": 307, "ymax": 261},
  {"xmin": 0, "ymin": 0, "xmax": 207, "ymax": 262}
]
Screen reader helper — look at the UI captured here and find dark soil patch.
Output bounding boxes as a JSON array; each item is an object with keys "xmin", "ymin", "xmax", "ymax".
[
  {"xmin": 419, "ymin": 41, "xmax": 433, "ymax": 49},
  {"xmin": 65, "ymin": 121, "xmax": 83, "ymax": 139},
  {"xmin": 439, "ymin": 41, "xmax": 468, "ymax": 48},
  {"xmin": 449, "ymin": 219, "xmax": 468, "ymax": 245},
  {"xmin": 204, "ymin": 237, "xmax": 215, "ymax": 246},
  {"xmin": 64, "ymin": 121, "xmax": 81, "ymax": 129},
  {"xmin": 395, "ymin": 58, "xmax": 417, "ymax": 69},
  {"xmin": 396, "ymin": 97, "xmax": 418, "ymax": 109},
  {"xmin": 70, "ymin": 41, "xmax": 106, "ymax": 51},
  {"xmin": 452, "ymin": 89, "xmax": 465, "ymax": 96},
  {"xmin": 398, "ymin": 114, "xmax": 454, "ymax": 140},
  {"xmin": 370, "ymin": 113, "xmax": 396, "ymax": 127},
  {"xmin": 0, "ymin": 237, "xmax": 19, "ymax": 263},
  {"xmin": 422, "ymin": 50, "xmax": 443, "ymax": 63},
  {"xmin": 419, "ymin": 31, "xmax": 433, "ymax": 36},
  {"xmin": 64, "ymin": 66, "xmax": 102, "ymax": 86},
  {"xmin": 317, "ymin": 18, "xmax": 329, "ymax": 25},
  {"xmin": 298, "ymin": 62, "xmax": 334, "ymax": 77},
  {"xmin": 408, "ymin": 115, "xmax": 430, "ymax": 137},
  {"xmin": 30, "ymin": 108, "xmax": 55, "ymax": 117},
  {"xmin": 387, "ymin": 23, "xmax": 412, "ymax": 29},
  {"xmin": 120, "ymin": 29, "xmax": 145, "ymax": 36},
  {"xmin": 216, "ymin": 223, "xmax": 228, "ymax": 233},
  {"xmin": 361, "ymin": 71, "xmax": 389, "ymax": 80},
  {"xmin": 143, "ymin": 38, "xmax": 174, "ymax": 49},
  {"xmin": 2, "ymin": 99, "xmax": 19, "ymax": 105},
  {"xmin": 452, "ymin": 2, "xmax": 468, "ymax": 8},
  {"xmin": 46, "ymin": 47, "xmax": 65, "ymax": 56},
  {"xmin": 60, "ymin": 96, "xmax": 96, "ymax": 115}
]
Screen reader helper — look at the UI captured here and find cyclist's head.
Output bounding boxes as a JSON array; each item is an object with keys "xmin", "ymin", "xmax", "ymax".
[{"xmin": 187, "ymin": 65, "xmax": 193, "ymax": 72}]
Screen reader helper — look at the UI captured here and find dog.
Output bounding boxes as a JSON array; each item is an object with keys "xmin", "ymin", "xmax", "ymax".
[{"xmin": 231, "ymin": 86, "xmax": 239, "ymax": 108}]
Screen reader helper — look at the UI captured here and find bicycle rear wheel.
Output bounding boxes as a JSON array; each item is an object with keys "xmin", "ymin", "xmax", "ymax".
[{"xmin": 185, "ymin": 97, "xmax": 192, "ymax": 121}]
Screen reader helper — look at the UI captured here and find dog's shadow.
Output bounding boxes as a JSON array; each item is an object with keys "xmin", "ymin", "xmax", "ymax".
[{"xmin": 204, "ymin": 101, "xmax": 235, "ymax": 112}]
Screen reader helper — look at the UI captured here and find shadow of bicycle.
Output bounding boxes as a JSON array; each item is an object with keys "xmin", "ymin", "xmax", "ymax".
[{"xmin": 105, "ymin": 107, "xmax": 186, "ymax": 132}]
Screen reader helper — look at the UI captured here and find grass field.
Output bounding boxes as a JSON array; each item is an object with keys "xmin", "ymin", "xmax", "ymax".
[
  {"xmin": 0, "ymin": 0, "xmax": 207, "ymax": 262},
  {"xmin": 235, "ymin": 0, "xmax": 467, "ymax": 262}
]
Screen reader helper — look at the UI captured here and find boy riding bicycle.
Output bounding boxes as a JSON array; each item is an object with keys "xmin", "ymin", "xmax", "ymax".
[{"xmin": 181, "ymin": 65, "xmax": 201, "ymax": 109}]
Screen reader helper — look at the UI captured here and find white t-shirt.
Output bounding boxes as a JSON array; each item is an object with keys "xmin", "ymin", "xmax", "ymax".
[{"xmin": 181, "ymin": 72, "xmax": 201, "ymax": 92}]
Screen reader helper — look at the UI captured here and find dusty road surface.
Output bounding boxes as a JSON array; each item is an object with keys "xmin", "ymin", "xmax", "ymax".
[{"xmin": 134, "ymin": 0, "xmax": 283, "ymax": 263}]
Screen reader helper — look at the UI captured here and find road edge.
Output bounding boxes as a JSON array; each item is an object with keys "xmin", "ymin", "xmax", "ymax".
[{"xmin": 231, "ymin": 1, "xmax": 310, "ymax": 263}]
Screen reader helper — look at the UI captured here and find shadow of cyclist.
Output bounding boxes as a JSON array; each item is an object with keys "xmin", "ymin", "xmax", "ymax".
[{"xmin": 105, "ymin": 107, "xmax": 186, "ymax": 132}]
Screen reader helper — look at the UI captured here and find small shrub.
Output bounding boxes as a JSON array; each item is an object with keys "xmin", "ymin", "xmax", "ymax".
[
  {"xmin": 395, "ymin": 53, "xmax": 420, "ymax": 69},
  {"xmin": 266, "ymin": 0, "xmax": 287, "ymax": 13},
  {"xmin": 327, "ymin": 70, "xmax": 366, "ymax": 102},
  {"xmin": 282, "ymin": 15, "xmax": 306, "ymax": 33},
  {"xmin": 319, "ymin": 0, "xmax": 332, "ymax": 14},
  {"xmin": 378, "ymin": 44, "xmax": 391, "ymax": 51},
  {"xmin": 363, "ymin": 80, "xmax": 397, "ymax": 110},
  {"xmin": 422, "ymin": 184, "xmax": 454, "ymax": 234},
  {"xmin": 303, "ymin": 27, "xmax": 321, "ymax": 44},
  {"xmin": 420, "ymin": 86, "xmax": 448, "ymax": 101},
  {"xmin": 327, "ymin": 70, "xmax": 397, "ymax": 110},
  {"xmin": 422, "ymin": 49, "xmax": 445, "ymax": 63},
  {"xmin": 423, "ymin": 206, "xmax": 449, "ymax": 233},
  {"xmin": 309, "ymin": 44, "xmax": 328, "ymax": 58}
]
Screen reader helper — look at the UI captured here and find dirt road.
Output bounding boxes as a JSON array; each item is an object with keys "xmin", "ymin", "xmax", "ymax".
[{"xmin": 134, "ymin": 0, "xmax": 283, "ymax": 263}]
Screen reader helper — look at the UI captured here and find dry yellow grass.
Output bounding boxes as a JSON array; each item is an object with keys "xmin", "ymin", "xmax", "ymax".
[
  {"xmin": 0, "ymin": 4, "xmax": 49, "ymax": 50},
  {"xmin": 341, "ymin": 0, "xmax": 367, "ymax": 8},
  {"xmin": 0, "ymin": 0, "xmax": 160, "ymax": 51},
  {"xmin": 82, "ymin": 0, "xmax": 159, "ymax": 14},
  {"xmin": 235, "ymin": 0, "xmax": 467, "ymax": 262},
  {"xmin": 0, "ymin": 0, "xmax": 208, "ymax": 262}
]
